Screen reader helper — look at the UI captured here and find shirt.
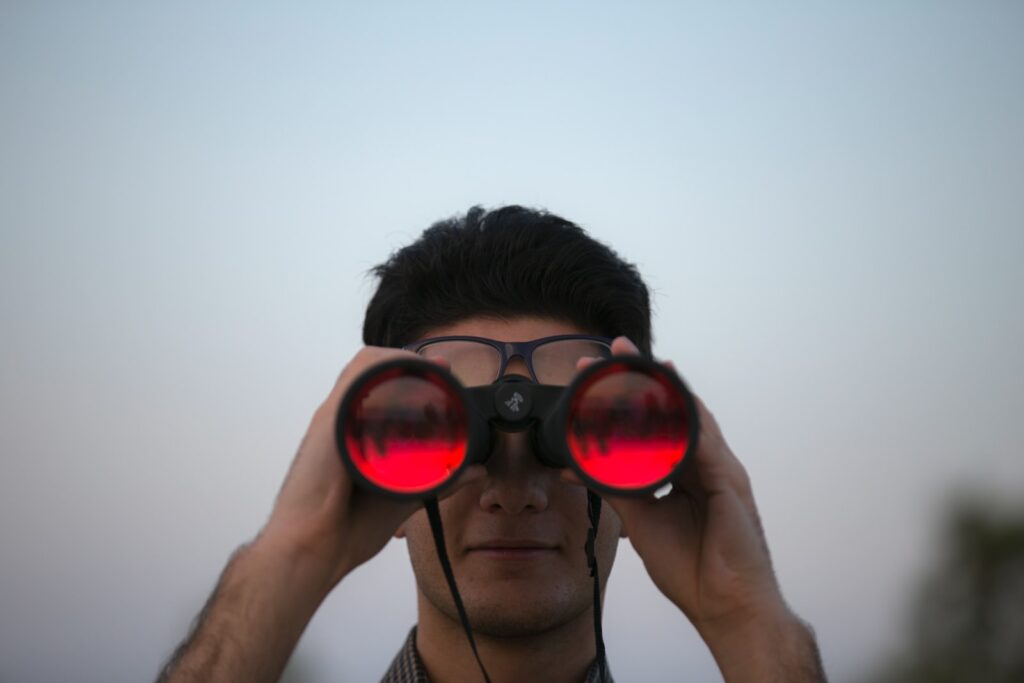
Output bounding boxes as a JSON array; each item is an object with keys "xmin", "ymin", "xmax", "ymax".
[{"xmin": 380, "ymin": 628, "xmax": 614, "ymax": 683}]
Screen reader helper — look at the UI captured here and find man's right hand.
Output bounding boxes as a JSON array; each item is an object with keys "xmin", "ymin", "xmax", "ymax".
[
  {"xmin": 158, "ymin": 347, "xmax": 483, "ymax": 683},
  {"xmin": 259, "ymin": 346, "xmax": 420, "ymax": 592},
  {"xmin": 259, "ymin": 346, "xmax": 485, "ymax": 593}
]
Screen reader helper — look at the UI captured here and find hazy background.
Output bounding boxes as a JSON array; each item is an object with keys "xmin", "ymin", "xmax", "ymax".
[{"xmin": 2, "ymin": 2, "xmax": 1022, "ymax": 682}]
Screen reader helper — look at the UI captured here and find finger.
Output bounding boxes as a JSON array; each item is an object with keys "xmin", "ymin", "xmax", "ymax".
[
  {"xmin": 693, "ymin": 393, "xmax": 728, "ymax": 443},
  {"xmin": 689, "ymin": 392, "xmax": 756, "ymax": 509},
  {"xmin": 556, "ymin": 469, "xmax": 664, "ymax": 538},
  {"xmin": 610, "ymin": 336, "xmax": 641, "ymax": 356},
  {"xmin": 559, "ymin": 470, "xmax": 663, "ymax": 531},
  {"xmin": 427, "ymin": 356, "xmax": 451, "ymax": 370},
  {"xmin": 668, "ymin": 453, "xmax": 706, "ymax": 500},
  {"xmin": 575, "ymin": 355, "xmax": 602, "ymax": 372},
  {"xmin": 597, "ymin": 489, "xmax": 660, "ymax": 536},
  {"xmin": 353, "ymin": 488, "xmax": 423, "ymax": 534}
]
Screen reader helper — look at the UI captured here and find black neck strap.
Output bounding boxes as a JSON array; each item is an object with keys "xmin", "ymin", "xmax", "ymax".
[
  {"xmin": 424, "ymin": 497, "xmax": 492, "ymax": 683},
  {"xmin": 586, "ymin": 489, "xmax": 609, "ymax": 682}
]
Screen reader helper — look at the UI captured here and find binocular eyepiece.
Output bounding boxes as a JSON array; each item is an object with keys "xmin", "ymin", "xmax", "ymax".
[{"xmin": 335, "ymin": 355, "xmax": 699, "ymax": 498}]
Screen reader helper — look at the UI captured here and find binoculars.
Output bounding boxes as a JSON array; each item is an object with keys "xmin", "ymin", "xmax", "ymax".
[{"xmin": 335, "ymin": 355, "xmax": 699, "ymax": 498}]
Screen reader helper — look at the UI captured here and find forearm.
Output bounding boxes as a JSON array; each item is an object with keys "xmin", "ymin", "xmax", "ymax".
[
  {"xmin": 700, "ymin": 607, "xmax": 827, "ymax": 683},
  {"xmin": 157, "ymin": 535, "xmax": 334, "ymax": 683}
]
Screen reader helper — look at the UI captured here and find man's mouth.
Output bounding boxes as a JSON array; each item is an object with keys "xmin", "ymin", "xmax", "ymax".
[{"xmin": 466, "ymin": 538, "xmax": 558, "ymax": 558}]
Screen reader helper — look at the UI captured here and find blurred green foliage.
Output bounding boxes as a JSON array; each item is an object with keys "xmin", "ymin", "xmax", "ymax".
[{"xmin": 867, "ymin": 496, "xmax": 1024, "ymax": 683}]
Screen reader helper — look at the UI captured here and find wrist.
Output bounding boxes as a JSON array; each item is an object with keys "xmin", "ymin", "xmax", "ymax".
[
  {"xmin": 697, "ymin": 600, "xmax": 825, "ymax": 683},
  {"xmin": 253, "ymin": 523, "xmax": 349, "ymax": 602},
  {"xmin": 695, "ymin": 590, "xmax": 788, "ymax": 645}
]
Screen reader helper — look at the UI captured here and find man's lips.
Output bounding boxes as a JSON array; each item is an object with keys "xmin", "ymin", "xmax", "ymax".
[{"xmin": 465, "ymin": 539, "xmax": 559, "ymax": 557}]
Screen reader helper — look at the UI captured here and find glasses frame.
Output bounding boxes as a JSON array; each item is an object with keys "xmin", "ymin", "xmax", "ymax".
[{"xmin": 402, "ymin": 334, "xmax": 615, "ymax": 385}]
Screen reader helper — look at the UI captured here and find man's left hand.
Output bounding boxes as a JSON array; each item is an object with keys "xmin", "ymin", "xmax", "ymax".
[{"xmin": 569, "ymin": 337, "xmax": 826, "ymax": 682}]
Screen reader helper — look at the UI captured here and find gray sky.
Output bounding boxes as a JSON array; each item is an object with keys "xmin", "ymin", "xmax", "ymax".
[{"xmin": 1, "ymin": 3, "xmax": 1022, "ymax": 682}]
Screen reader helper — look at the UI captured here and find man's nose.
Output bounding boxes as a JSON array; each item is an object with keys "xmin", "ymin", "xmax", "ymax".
[
  {"xmin": 503, "ymin": 355, "xmax": 531, "ymax": 380},
  {"xmin": 478, "ymin": 431, "xmax": 550, "ymax": 514}
]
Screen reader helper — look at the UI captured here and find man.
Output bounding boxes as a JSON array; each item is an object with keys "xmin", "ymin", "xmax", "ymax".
[{"xmin": 158, "ymin": 206, "xmax": 827, "ymax": 682}]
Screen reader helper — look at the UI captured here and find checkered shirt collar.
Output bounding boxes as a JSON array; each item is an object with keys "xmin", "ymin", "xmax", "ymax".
[{"xmin": 380, "ymin": 627, "xmax": 612, "ymax": 683}]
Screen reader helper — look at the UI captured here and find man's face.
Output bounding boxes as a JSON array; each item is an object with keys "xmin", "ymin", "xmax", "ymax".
[{"xmin": 395, "ymin": 316, "xmax": 625, "ymax": 638}]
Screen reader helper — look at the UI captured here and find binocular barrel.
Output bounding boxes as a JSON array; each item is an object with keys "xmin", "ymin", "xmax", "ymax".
[{"xmin": 335, "ymin": 355, "xmax": 699, "ymax": 498}]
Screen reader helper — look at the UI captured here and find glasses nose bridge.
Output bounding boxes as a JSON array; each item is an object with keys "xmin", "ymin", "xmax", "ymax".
[{"xmin": 501, "ymin": 341, "xmax": 536, "ymax": 380}]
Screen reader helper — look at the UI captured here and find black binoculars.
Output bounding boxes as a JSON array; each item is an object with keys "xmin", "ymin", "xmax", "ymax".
[{"xmin": 335, "ymin": 355, "xmax": 699, "ymax": 498}]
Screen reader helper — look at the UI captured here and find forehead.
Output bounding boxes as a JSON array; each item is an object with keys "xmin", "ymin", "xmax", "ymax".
[{"xmin": 420, "ymin": 316, "xmax": 589, "ymax": 341}]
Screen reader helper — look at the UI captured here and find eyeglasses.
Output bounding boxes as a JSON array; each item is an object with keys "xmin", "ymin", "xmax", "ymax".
[{"xmin": 402, "ymin": 334, "xmax": 614, "ymax": 386}]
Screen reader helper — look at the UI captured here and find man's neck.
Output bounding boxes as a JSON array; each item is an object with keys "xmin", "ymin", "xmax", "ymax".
[{"xmin": 414, "ymin": 597, "xmax": 598, "ymax": 683}]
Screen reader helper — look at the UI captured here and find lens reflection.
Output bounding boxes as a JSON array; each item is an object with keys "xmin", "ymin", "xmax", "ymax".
[
  {"xmin": 566, "ymin": 363, "xmax": 690, "ymax": 490},
  {"xmin": 344, "ymin": 368, "xmax": 468, "ymax": 494}
]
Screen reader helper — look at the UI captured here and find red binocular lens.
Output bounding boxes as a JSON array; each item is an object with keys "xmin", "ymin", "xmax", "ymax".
[{"xmin": 336, "ymin": 356, "xmax": 698, "ymax": 498}]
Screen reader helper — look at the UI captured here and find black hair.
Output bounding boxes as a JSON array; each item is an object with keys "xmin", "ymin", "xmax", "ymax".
[{"xmin": 363, "ymin": 205, "xmax": 653, "ymax": 355}]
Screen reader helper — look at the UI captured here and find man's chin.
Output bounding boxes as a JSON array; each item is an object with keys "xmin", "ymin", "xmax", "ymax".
[{"xmin": 436, "ymin": 590, "xmax": 592, "ymax": 639}]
